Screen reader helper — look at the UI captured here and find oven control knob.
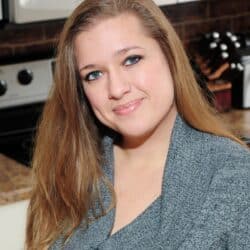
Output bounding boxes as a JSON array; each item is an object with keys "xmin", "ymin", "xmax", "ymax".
[
  {"xmin": 0, "ymin": 80, "xmax": 7, "ymax": 96},
  {"xmin": 18, "ymin": 69, "xmax": 33, "ymax": 85}
]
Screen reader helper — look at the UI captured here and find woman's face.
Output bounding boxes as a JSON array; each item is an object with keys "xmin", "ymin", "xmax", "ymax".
[{"xmin": 75, "ymin": 13, "xmax": 177, "ymax": 142}]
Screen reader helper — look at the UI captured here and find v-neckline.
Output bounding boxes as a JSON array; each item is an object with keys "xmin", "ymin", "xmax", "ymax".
[
  {"xmin": 60, "ymin": 115, "xmax": 215, "ymax": 250},
  {"xmin": 109, "ymin": 194, "xmax": 162, "ymax": 237},
  {"xmin": 107, "ymin": 132, "xmax": 172, "ymax": 238}
]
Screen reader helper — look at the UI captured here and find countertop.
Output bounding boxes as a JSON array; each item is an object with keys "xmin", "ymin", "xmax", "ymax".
[
  {"xmin": 0, "ymin": 154, "xmax": 31, "ymax": 205},
  {"xmin": 0, "ymin": 109, "xmax": 249, "ymax": 206},
  {"xmin": 222, "ymin": 109, "xmax": 250, "ymax": 141}
]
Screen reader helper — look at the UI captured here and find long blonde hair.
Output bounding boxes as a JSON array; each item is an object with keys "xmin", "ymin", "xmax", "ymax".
[{"xmin": 26, "ymin": 0, "xmax": 243, "ymax": 249}]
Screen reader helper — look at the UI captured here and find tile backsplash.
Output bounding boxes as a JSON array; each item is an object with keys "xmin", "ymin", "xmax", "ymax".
[{"xmin": 0, "ymin": 0, "xmax": 249, "ymax": 62}]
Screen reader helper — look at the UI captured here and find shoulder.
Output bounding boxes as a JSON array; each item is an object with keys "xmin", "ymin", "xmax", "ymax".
[
  {"xmin": 190, "ymin": 126, "xmax": 250, "ymax": 167},
  {"xmin": 168, "ymin": 116, "xmax": 250, "ymax": 200},
  {"xmin": 193, "ymin": 130, "xmax": 250, "ymax": 196},
  {"xmin": 182, "ymin": 125, "xmax": 250, "ymax": 213},
  {"xmin": 173, "ymin": 116, "xmax": 249, "ymax": 169},
  {"xmin": 195, "ymin": 133, "xmax": 250, "ymax": 225},
  {"xmin": 177, "ymin": 130, "xmax": 250, "ymax": 247}
]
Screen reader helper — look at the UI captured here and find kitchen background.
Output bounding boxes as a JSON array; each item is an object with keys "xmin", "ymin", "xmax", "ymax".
[
  {"xmin": 0, "ymin": 0, "xmax": 250, "ymax": 62},
  {"xmin": 0, "ymin": 0, "xmax": 250, "ymax": 249}
]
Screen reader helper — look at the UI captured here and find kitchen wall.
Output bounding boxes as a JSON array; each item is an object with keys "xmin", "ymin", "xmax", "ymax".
[{"xmin": 0, "ymin": 0, "xmax": 249, "ymax": 63}]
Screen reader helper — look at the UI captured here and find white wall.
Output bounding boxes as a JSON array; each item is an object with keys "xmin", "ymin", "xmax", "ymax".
[{"xmin": 0, "ymin": 200, "xmax": 29, "ymax": 250}]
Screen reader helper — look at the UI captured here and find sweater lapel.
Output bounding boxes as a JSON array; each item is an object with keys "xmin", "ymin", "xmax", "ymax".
[{"xmin": 157, "ymin": 115, "xmax": 215, "ymax": 248}]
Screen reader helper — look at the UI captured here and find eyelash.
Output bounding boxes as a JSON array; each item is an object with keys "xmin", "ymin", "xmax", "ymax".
[
  {"xmin": 84, "ymin": 71, "xmax": 102, "ymax": 82},
  {"xmin": 123, "ymin": 55, "xmax": 143, "ymax": 66},
  {"xmin": 83, "ymin": 55, "xmax": 143, "ymax": 82}
]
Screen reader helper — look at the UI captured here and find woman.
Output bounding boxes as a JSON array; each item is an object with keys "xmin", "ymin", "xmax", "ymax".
[{"xmin": 26, "ymin": 0, "xmax": 250, "ymax": 249}]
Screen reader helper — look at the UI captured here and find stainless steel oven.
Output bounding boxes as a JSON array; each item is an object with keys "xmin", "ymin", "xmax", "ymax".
[
  {"xmin": 0, "ymin": 0, "xmax": 3, "ymax": 22},
  {"xmin": 6, "ymin": 0, "xmax": 185, "ymax": 24},
  {"xmin": 0, "ymin": 58, "xmax": 54, "ymax": 166},
  {"xmin": 8, "ymin": 0, "xmax": 80, "ymax": 24}
]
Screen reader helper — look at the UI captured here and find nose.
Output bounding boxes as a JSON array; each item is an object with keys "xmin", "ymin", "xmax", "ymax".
[{"xmin": 107, "ymin": 69, "xmax": 131, "ymax": 99}]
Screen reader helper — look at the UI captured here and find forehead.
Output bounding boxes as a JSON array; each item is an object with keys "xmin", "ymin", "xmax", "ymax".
[
  {"xmin": 81, "ymin": 12, "xmax": 150, "ymax": 37},
  {"xmin": 74, "ymin": 13, "xmax": 152, "ymax": 59}
]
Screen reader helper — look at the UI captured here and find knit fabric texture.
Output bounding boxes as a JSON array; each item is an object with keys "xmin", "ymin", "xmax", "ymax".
[{"xmin": 50, "ymin": 114, "xmax": 250, "ymax": 249}]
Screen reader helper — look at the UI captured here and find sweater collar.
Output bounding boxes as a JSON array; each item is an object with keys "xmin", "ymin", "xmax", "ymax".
[{"xmin": 64, "ymin": 114, "xmax": 214, "ymax": 249}]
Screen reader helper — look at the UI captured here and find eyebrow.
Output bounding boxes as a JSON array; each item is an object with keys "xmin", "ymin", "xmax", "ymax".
[{"xmin": 79, "ymin": 45, "xmax": 144, "ymax": 72}]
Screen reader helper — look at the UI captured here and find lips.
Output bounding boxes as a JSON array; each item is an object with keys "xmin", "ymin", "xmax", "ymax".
[{"xmin": 113, "ymin": 98, "xmax": 143, "ymax": 116}]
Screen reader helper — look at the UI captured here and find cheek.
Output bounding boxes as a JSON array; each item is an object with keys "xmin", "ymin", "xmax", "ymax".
[
  {"xmin": 132, "ymin": 64, "xmax": 157, "ymax": 90},
  {"xmin": 137, "ymin": 62, "xmax": 174, "ymax": 94},
  {"xmin": 83, "ymin": 87, "xmax": 104, "ymax": 112}
]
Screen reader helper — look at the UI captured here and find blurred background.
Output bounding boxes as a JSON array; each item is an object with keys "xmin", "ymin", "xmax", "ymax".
[{"xmin": 0, "ymin": 0, "xmax": 249, "ymax": 249}]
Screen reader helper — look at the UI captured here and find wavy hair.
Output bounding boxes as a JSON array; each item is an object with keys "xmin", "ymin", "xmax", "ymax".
[{"xmin": 26, "ymin": 0, "xmax": 243, "ymax": 249}]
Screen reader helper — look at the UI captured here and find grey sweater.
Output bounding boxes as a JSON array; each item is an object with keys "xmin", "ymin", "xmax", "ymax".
[{"xmin": 51, "ymin": 115, "xmax": 250, "ymax": 249}]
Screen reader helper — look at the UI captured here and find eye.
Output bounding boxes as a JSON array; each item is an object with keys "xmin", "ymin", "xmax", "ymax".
[
  {"xmin": 123, "ymin": 55, "xmax": 142, "ymax": 66},
  {"xmin": 84, "ymin": 70, "xmax": 103, "ymax": 82}
]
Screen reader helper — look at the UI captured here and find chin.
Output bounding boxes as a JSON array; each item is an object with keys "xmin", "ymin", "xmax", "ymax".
[{"xmin": 117, "ymin": 124, "xmax": 157, "ymax": 142}]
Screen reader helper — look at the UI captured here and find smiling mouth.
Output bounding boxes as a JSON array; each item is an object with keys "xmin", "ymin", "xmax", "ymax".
[{"xmin": 113, "ymin": 98, "xmax": 143, "ymax": 116}]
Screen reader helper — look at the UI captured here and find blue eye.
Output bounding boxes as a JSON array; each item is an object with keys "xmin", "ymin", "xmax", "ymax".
[
  {"xmin": 124, "ymin": 55, "xmax": 142, "ymax": 66},
  {"xmin": 84, "ymin": 71, "xmax": 103, "ymax": 82}
]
